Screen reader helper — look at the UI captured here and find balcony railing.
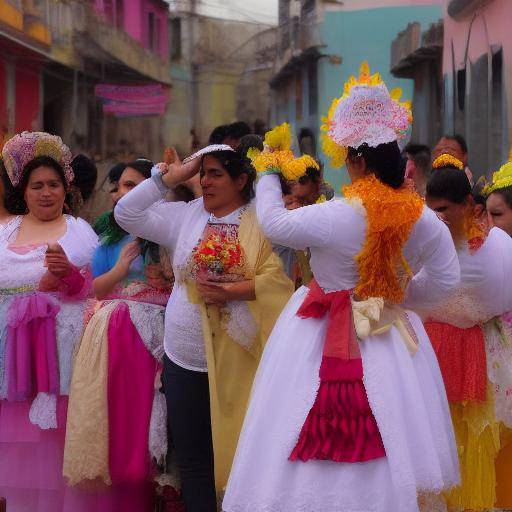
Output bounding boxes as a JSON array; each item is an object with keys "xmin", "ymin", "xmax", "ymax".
[
  {"xmin": 390, "ymin": 20, "xmax": 443, "ymax": 77},
  {"xmin": 46, "ymin": 0, "xmax": 171, "ymax": 84}
]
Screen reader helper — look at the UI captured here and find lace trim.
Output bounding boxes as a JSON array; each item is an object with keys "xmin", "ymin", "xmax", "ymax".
[
  {"xmin": 223, "ymin": 486, "xmax": 450, "ymax": 512},
  {"xmin": 222, "ymin": 301, "xmax": 258, "ymax": 351},
  {"xmin": 484, "ymin": 318, "xmax": 512, "ymax": 428},
  {"xmin": 126, "ymin": 301, "xmax": 166, "ymax": 360},
  {"xmin": 149, "ymin": 390, "xmax": 168, "ymax": 464},
  {"xmin": 29, "ymin": 392, "xmax": 57, "ymax": 429}
]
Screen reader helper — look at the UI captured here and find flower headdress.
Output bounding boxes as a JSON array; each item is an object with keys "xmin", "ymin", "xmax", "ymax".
[
  {"xmin": 483, "ymin": 152, "xmax": 512, "ymax": 195},
  {"xmin": 321, "ymin": 61, "xmax": 412, "ymax": 168},
  {"xmin": 248, "ymin": 122, "xmax": 319, "ymax": 181},
  {"xmin": 432, "ymin": 153, "xmax": 464, "ymax": 171},
  {"xmin": 1, "ymin": 131, "xmax": 74, "ymax": 186}
]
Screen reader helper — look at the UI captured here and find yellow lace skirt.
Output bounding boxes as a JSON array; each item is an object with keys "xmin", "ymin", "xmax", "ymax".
[
  {"xmin": 446, "ymin": 387, "xmax": 501, "ymax": 510},
  {"xmin": 495, "ymin": 428, "xmax": 512, "ymax": 508}
]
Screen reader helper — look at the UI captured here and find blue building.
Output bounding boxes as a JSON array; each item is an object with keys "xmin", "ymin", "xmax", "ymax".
[{"xmin": 270, "ymin": 0, "xmax": 443, "ymax": 191}]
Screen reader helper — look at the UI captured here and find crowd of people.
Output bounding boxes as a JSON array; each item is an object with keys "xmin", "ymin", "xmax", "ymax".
[{"xmin": 1, "ymin": 62, "xmax": 512, "ymax": 512}]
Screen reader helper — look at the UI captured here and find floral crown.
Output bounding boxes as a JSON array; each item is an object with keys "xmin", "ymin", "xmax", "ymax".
[
  {"xmin": 321, "ymin": 61, "xmax": 412, "ymax": 168},
  {"xmin": 2, "ymin": 131, "xmax": 74, "ymax": 186},
  {"xmin": 432, "ymin": 153, "xmax": 464, "ymax": 171},
  {"xmin": 247, "ymin": 122, "xmax": 319, "ymax": 181},
  {"xmin": 484, "ymin": 152, "xmax": 512, "ymax": 195}
]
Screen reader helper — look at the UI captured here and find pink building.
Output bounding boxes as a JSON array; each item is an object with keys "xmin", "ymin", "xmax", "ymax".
[
  {"xmin": 392, "ymin": 0, "xmax": 511, "ymax": 176},
  {"xmin": 93, "ymin": 0, "xmax": 169, "ymax": 61}
]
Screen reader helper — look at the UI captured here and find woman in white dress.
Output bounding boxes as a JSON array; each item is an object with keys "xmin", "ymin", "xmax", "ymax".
[
  {"xmin": 223, "ymin": 64, "xmax": 461, "ymax": 512},
  {"xmin": 0, "ymin": 131, "xmax": 98, "ymax": 511}
]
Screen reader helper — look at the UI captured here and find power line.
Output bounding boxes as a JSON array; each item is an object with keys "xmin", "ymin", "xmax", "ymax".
[{"xmin": 189, "ymin": 0, "xmax": 277, "ymax": 24}]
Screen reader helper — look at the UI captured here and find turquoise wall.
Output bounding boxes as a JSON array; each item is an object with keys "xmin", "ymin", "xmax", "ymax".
[{"xmin": 318, "ymin": 5, "xmax": 442, "ymax": 192}]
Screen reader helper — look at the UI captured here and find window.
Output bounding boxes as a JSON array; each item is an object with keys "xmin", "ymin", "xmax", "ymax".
[
  {"xmin": 308, "ymin": 60, "xmax": 318, "ymax": 116},
  {"xmin": 148, "ymin": 12, "xmax": 159, "ymax": 52},
  {"xmin": 295, "ymin": 72, "xmax": 303, "ymax": 122},
  {"xmin": 170, "ymin": 17, "xmax": 182, "ymax": 60},
  {"xmin": 115, "ymin": 0, "xmax": 124, "ymax": 29},
  {"xmin": 301, "ymin": 0, "xmax": 315, "ymax": 18}
]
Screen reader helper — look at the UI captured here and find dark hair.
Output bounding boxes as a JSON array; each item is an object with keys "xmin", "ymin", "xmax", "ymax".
[
  {"xmin": 405, "ymin": 143, "xmax": 431, "ymax": 174},
  {"xmin": 1, "ymin": 166, "xmax": 24, "ymax": 214},
  {"xmin": 443, "ymin": 134, "xmax": 468, "ymax": 154},
  {"xmin": 348, "ymin": 141, "xmax": 404, "ymax": 189},
  {"xmin": 426, "ymin": 166, "xmax": 471, "ymax": 204},
  {"xmin": 6, "ymin": 155, "xmax": 69, "ymax": 214},
  {"xmin": 71, "ymin": 154, "xmax": 97, "ymax": 202},
  {"xmin": 123, "ymin": 159, "xmax": 154, "ymax": 180},
  {"xmin": 227, "ymin": 121, "xmax": 251, "ymax": 141},
  {"xmin": 298, "ymin": 165, "xmax": 322, "ymax": 185},
  {"xmin": 108, "ymin": 162, "xmax": 127, "ymax": 184},
  {"xmin": 489, "ymin": 186, "xmax": 512, "ymax": 210},
  {"xmin": 238, "ymin": 134, "xmax": 264, "ymax": 158},
  {"xmin": 202, "ymin": 147, "xmax": 256, "ymax": 202},
  {"xmin": 471, "ymin": 177, "xmax": 487, "ymax": 209},
  {"xmin": 209, "ymin": 125, "xmax": 230, "ymax": 144},
  {"xmin": 280, "ymin": 178, "xmax": 292, "ymax": 195}
]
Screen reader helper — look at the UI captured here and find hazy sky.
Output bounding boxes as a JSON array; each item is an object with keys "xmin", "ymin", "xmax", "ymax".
[{"xmin": 194, "ymin": 0, "xmax": 278, "ymax": 25}]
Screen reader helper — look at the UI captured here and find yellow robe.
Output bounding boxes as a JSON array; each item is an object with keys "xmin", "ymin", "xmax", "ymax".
[{"xmin": 188, "ymin": 207, "xmax": 293, "ymax": 492}]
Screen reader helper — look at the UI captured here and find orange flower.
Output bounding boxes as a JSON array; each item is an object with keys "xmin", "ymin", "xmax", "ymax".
[{"xmin": 343, "ymin": 175, "xmax": 424, "ymax": 303}]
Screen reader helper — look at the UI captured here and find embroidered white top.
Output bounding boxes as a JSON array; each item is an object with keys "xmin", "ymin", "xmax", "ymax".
[{"xmin": 115, "ymin": 175, "xmax": 246, "ymax": 372}]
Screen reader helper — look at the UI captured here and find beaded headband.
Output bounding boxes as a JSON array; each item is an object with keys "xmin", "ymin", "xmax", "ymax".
[
  {"xmin": 321, "ymin": 62, "xmax": 412, "ymax": 168},
  {"xmin": 2, "ymin": 131, "xmax": 73, "ymax": 186},
  {"xmin": 182, "ymin": 144, "xmax": 234, "ymax": 164}
]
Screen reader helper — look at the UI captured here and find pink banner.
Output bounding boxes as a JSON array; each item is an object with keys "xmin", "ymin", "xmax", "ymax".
[{"xmin": 95, "ymin": 83, "xmax": 169, "ymax": 117}]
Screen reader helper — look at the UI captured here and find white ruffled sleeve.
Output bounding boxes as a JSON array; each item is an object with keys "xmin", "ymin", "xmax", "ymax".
[
  {"xmin": 114, "ymin": 176, "xmax": 189, "ymax": 250},
  {"xmin": 62, "ymin": 217, "xmax": 99, "ymax": 267},
  {"xmin": 403, "ymin": 210, "xmax": 460, "ymax": 311},
  {"xmin": 256, "ymin": 174, "xmax": 332, "ymax": 250}
]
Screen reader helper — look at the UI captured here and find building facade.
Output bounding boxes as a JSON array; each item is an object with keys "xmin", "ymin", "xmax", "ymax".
[
  {"xmin": 392, "ymin": 0, "xmax": 511, "ymax": 178},
  {"xmin": 0, "ymin": 0, "xmax": 171, "ymax": 161},
  {"xmin": 271, "ymin": 0, "xmax": 443, "ymax": 190},
  {"xmin": 165, "ymin": 2, "xmax": 277, "ymax": 154}
]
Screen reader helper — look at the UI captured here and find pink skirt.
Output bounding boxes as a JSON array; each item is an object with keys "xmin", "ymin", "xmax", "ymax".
[{"xmin": 0, "ymin": 399, "xmax": 154, "ymax": 512}]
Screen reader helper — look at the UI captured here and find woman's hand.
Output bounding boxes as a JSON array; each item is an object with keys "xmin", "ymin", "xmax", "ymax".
[
  {"xmin": 196, "ymin": 277, "xmax": 229, "ymax": 306},
  {"xmin": 115, "ymin": 240, "xmax": 141, "ymax": 277},
  {"xmin": 196, "ymin": 276, "xmax": 256, "ymax": 305},
  {"xmin": 44, "ymin": 243, "xmax": 72, "ymax": 278},
  {"xmin": 160, "ymin": 147, "xmax": 201, "ymax": 189}
]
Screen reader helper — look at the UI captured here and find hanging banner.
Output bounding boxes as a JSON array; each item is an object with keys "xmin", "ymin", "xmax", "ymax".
[{"xmin": 94, "ymin": 84, "xmax": 169, "ymax": 117}]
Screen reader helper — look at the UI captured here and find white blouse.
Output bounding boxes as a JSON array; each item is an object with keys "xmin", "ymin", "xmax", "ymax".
[
  {"xmin": 0, "ymin": 215, "xmax": 98, "ymax": 290},
  {"xmin": 255, "ymin": 174, "xmax": 460, "ymax": 310},
  {"xmin": 115, "ymin": 176, "xmax": 246, "ymax": 372},
  {"xmin": 424, "ymin": 227, "xmax": 512, "ymax": 327}
]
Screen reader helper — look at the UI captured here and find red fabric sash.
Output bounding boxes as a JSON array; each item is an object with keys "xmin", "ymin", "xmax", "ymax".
[
  {"xmin": 289, "ymin": 281, "xmax": 385, "ymax": 463},
  {"xmin": 425, "ymin": 321, "xmax": 487, "ymax": 403}
]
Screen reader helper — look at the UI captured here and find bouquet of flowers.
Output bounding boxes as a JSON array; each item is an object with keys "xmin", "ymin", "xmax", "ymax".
[{"xmin": 193, "ymin": 231, "xmax": 245, "ymax": 282}]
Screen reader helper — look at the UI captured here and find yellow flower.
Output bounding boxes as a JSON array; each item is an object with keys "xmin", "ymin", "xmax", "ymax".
[
  {"xmin": 246, "ymin": 147, "xmax": 261, "ymax": 162},
  {"xmin": 282, "ymin": 154, "xmax": 319, "ymax": 181},
  {"xmin": 432, "ymin": 153, "xmax": 464, "ymax": 171},
  {"xmin": 484, "ymin": 161, "xmax": 512, "ymax": 195},
  {"xmin": 321, "ymin": 133, "xmax": 347, "ymax": 169},
  {"xmin": 264, "ymin": 122, "xmax": 292, "ymax": 151}
]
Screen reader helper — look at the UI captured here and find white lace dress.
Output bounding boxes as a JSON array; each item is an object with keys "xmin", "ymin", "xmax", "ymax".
[
  {"xmin": 222, "ymin": 175, "xmax": 461, "ymax": 512},
  {"xmin": 0, "ymin": 215, "xmax": 98, "ymax": 512}
]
